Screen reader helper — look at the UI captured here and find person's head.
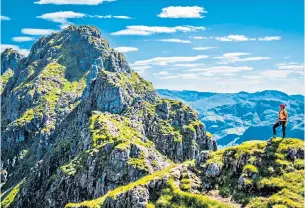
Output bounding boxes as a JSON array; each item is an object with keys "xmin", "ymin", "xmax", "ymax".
[{"xmin": 280, "ymin": 104, "xmax": 285, "ymax": 110}]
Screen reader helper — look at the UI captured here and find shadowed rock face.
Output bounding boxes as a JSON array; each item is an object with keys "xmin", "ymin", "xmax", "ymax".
[
  {"xmin": 1, "ymin": 48, "xmax": 24, "ymax": 75},
  {"xmin": 0, "ymin": 25, "xmax": 216, "ymax": 208},
  {"xmin": 1, "ymin": 25, "xmax": 304, "ymax": 208}
]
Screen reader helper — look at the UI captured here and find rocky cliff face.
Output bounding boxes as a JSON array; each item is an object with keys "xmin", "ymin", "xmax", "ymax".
[
  {"xmin": 1, "ymin": 25, "xmax": 217, "ymax": 208},
  {"xmin": 66, "ymin": 138, "xmax": 305, "ymax": 208},
  {"xmin": 1, "ymin": 48, "xmax": 24, "ymax": 75},
  {"xmin": 1, "ymin": 26, "xmax": 304, "ymax": 208}
]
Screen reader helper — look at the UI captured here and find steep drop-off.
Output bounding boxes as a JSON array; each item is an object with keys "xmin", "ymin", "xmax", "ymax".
[{"xmin": 1, "ymin": 26, "xmax": 304, "ymax": 208}]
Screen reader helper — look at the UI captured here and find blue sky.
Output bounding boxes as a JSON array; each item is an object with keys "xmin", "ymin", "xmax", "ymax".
[{"xmin": 1, "ymin": 0, "xmax": 304, "ymax": 94}]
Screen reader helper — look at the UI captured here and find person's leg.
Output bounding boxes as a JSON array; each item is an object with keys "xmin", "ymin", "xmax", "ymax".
[
  {"xmin": 273, "ymin": 122, "xmax": 280, "ymax": 136},
  {"xmin": 282, "ymin": 122, "xmax": 286, "ymax": 138}
]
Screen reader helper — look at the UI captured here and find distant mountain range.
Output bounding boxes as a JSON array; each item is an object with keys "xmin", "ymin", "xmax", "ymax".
[
  {"xmin": 1, "ymin": 26, "xmax": 304, "ymax": 208},
  {"xmin": 157, "ymin": 89, "xmax": 304, "ymax": 147}
]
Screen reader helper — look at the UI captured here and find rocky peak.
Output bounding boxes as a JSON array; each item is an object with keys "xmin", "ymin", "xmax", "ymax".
[
  {"xmin": 1, "ymin": 25, "xmax": 219, "ymax": 208},
  {"xmin": 1, "ymin": 48, "xmax": 24, "ymax": 74},
  {"xmin": 26, "ymin": 25, "xmax": 130, "ymax": 78}
]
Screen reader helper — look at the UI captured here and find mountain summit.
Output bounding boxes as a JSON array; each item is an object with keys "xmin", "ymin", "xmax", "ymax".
[
  {"xmin": 1, "ymin": 25, "xmax": 216, "ymax": 207},
  {"xmin": 1, "ymin": 26, "xmax": 304, "ymax": 208}
]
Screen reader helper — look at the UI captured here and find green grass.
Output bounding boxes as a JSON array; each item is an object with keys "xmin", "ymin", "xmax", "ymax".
[
  {"xmin": 196, "ymin": 138, "xmax": 305, "ymax": 207},
  {"xmin": 127, "ymin": 157, "xmax": 150, "ymax": 172},
  {"xmin": 146, "ymin": 203, "xmax": 156, "ymax": 208},
  {"xmin": 243, "ymin": 164, "xmax": 258, "ymax": 175},
  {"xmin": 180, "ymin": 178, "xmax": 192, "ymax": 191},
  {"xmin": 205, "ymin": 149, "xmax": 225, "ymax": 166},
  {"xmin": 1, "ymin": 181, "xmax": 24, "ymax": 208},
  {"xmin": 12, "ymin": 61, "xmax": 87, "ymax": 132},
  {"xmin": 0, "ymin": 68, "xmax": 14, "ymax": 93},
  {"xmin": 119, "ymin": 71, "xmax": 154, "ymax": 95},
  {"xmin": 159, "ymin": 120, "xmax": 183, "ymax": 143},
  {"xmin": 19, "ymin": 149, "xmax": 29, "ymax": 159},
  {"xmin": 65, "ymin": 164, "xmax": 177, "ymax": 208},
  {"xmin": 16, "ymin": 108, "xmax": 36, "ymax": 125},
  {"xmin": 127, "ymin": 151, "xmax": 150, "ymax": 172},
  {"xmin": 153, "ymin": 178, "xmax": 232, "ymax": 208},
  {"xmin": 206, "ymin": 131, "xmax": 213, "ymax": 138},
  {"xmin": 89, "ymin": 112, "xmax": 142, "ymax": 147}
]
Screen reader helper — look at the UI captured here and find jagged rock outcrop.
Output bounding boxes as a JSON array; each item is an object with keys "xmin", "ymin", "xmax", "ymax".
[
  {"xmin": 195, "ymin": 138, "xmax": 304, "ymax": 207},
  {"xmin": 0, "ymin": 49, "xmax": 24, "ymax": 94},
  {"xmin": 1, "ymin": 48, "xmax": 24, "ymax": 75},
  {"xmin": 66, "ymin": 139, "xmax": 304, "ymax": 208},
  {"xmin": 2, "ymin": 25, "xmax": 302, "ymax": 208},
  {"xmin": 1, "ymin": 25, "xmax": 216, "ymax": 208}
]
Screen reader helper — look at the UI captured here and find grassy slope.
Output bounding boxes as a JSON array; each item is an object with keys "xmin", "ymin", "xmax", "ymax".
[
  {"xmin": 201, "ymin": 138, "xmax": 304, "ymax": 208},
  {"xmin": 64, "ymin": 138, "xmax": 304, "ymax": 208}
]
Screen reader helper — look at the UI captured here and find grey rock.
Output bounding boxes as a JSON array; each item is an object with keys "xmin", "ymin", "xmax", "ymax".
[
  {"xmin": 1, "ymin": 48, "xmax": 24, "ymax": 74},
  {"xmin": 1, "ymin": 25, "xmax": 216, "ymax": 208},
  {"xmin": 205, "ymin": 163, "xmax": 222, "ymax": 177}
]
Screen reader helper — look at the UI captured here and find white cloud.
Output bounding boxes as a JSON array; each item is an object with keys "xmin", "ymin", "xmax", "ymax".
[
  {"xmin": 215, "ymin": 52, "xmax": 270, "ymax": 63},
  {"xmin": 173, "ymin": 63, "xmax": 205, "ymax": 67},
  {"xmin": 130, "ymin": 65, "xmax": 151, "ymax": 74},
  {"xmin": 157, "ymin": 38, "xmax": 191, "ymax": 44},
  {"xmin": 90, "ymin": 15, "xmax": 132, "ymax": 19},
  {"xmin": 260, "ymin": 70, "xmax": 292, "ymax": 79},
  {"xmin": 192, "ymin": 36, "xmax": 212, "ymax": 40},
  {"xmin": 153, "ymin": 71, "xmax": 170, "ymax": 76},
  {"xmin": 240, "ymin": 57, "xmax": 271, "ymax": 61},
  {"xmin": 215, "ymin": 35, "xmax": 255, "ymax": 42},
  {"xmin": 12, "ymin": 36, "xmax": 35, "ymax": 42},
  {"xmin": 178, "ymin": 73, "xmax": 201, "ymax": 79},
  {"xmin": 22, "ymin": 28, "xmax": 58, "ymax": 36},
  {"xmin": 258, "ymin": 36, "xmax": 281, "ymax": 41},
  {"xmin": 159, "ymin": 75, "xmax": 179, "ymax": 80},
  {"xmin": 37, "ymin": 11, "xmax": 132, "ymax": 28},
  {"xmin": 112, "ymin": 15, "xmax": 132, "ymax": 19},
  {"xmin": 277, "ymin": 64, "xmax": 304, "ymax": 70},
  {"xmin": 111, "ymin": 25, "xmax": 205, "ymax": 36},
  {"xmin": 276, "ymin": 63, "xmax": 304, "ymax": 75},
  {"xmin": 192, "ymin": 47, "xmax": 217, "ymax": 50},
  {"xmin": 114, "ymin": 47, "xmax": 139, "ymax": 53},
  {"xmin": 214, "ymin": 35, "xmax": 281, "ymax": 42},
  {"xmin": 157, "ymin": 73, "xmax": 201, "ymax": 80},
  {"xmin": 1, "ymin": 16, "xmax": 10, "ymax": 21},
  {"xmin": 260, "ymin": 63, "xmax": 304, "ymax": 80},
  {"xmin": 242, "ymin": 75, "xmax": 264, "ymax": 80},
  {"xmin": 153, "ymin": 71, "xmax": 303, "ymax": 95},
  {"xmin": 187, "ymin": 66, "xmax": 253, "ymax": 74},
  {"xmin": 1, "ymin": 44, "xmax": 30, "ymax": 56},
  {"xmin": 34, "ymin": 0, "xmax": 115, "ymax": 5},
  {"xmin": 158, "ymin": 6, "xmax": 207, "ymax": 18},
  {"xmin": 133, "ymin": 55, "xmax": 208, "ymax": 66},
  {"xmin": 37, "ymin": 11, "xmax": 85, "ymax": 28}
]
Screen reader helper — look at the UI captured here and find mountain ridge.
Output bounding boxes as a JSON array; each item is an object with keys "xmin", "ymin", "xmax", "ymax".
[
  {"xmin": 1, "ymin": 25, "xmax": 304, "ymax": 208},
  {"xmin": 1, "ymin": 25, "xmax": 216, "ymax": 207},
  {"xmin": 157, "ymin": 89, "xmax": 304, "ymax": 147},
  {"xmin": 157, "ymin": 89, "xmax": 304, "ymax": 97}
]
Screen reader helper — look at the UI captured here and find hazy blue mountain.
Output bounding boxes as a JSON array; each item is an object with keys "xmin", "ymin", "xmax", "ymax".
[
  {"xmin": 157, "ymin": 89, "xmax": 304, "ymax": 147},
  {"xmin": 1, "ymin": 26, "xmax": 304, "ymax": 208}
]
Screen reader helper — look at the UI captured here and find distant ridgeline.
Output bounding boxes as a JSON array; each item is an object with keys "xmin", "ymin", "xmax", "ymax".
[
  {"xmin": 157, "ymin": 89, "xmax": 304, "ymax": 147},
  {"xmin": 1, "ymin": 26, "xmax": 304, "ymax": 208}
]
